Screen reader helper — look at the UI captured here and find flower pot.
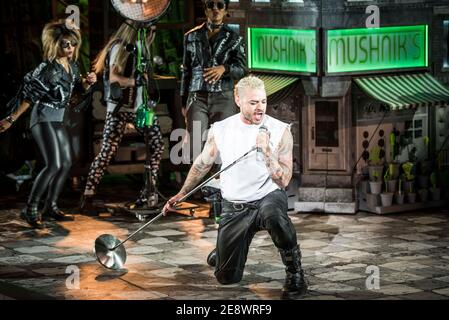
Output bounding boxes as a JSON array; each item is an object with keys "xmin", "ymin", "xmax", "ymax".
[
  {"xmin": 369, "ymin": 181, "xmax": 382, "ymax": 195},
  {"xmin": 406, "ymin": 193, "xmax": 416, "ymax": 204},
  {"xmin": 380, "ymin": 193, "xmax": 394, "ymax": 207},
  {"xmin": 430, "ymin": 188, "xmax": 441, "ymax": 201},
  {"xmin": 368, "ymin": 165, "xmax": 384, "ymax": 182},
  {"xmin": 366, "ymin": 193, "xmax": 380, "ymax": 208},
  {"xmin": 395, "ymin": 193, "xmax": 405, "ymax": 205},
  {"xmin": 387, "ymin": 180, "xmax": 398, "ymax": 193},
  {"xmin": 418, "ymin": 189, "xmax": 429, "ymax": 202},
  {"xmin": 404, "ymin": 181, "xmax": 415, "ymax": 194},
  {"xmin": 417, "ymin": 175, "xmax": 429, "ymax": 189},
  {"xmin": 361, "ymin": 166, "xmax": 369, "ymax": 178}
]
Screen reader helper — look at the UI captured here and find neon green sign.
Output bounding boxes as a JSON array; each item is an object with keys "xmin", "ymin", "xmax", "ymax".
[
  {"xmin": 327, "ymin": 25, "xmax": 428, "ymax": 73},
  {"xmin": 248, "ymin": 28, "xmax": 316, "ymax": 73}
]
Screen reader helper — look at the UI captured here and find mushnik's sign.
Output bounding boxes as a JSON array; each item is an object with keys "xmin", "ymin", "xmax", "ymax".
[
  {"xmin": 327, "ymin": 25, "xmax": 428, "ymax": 73},
  {"xmin": 248, "ymin": 28, "xmax": 316, "ymax": 73}
]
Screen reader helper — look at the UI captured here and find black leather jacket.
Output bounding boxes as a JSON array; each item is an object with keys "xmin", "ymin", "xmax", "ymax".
[
  {"xmin": 7, "ymin": 60, "xmax": 81, "ymax": 114},
  {"xmin": 180, "ymin": 23, "xmax": 247, "ymax": 106}
]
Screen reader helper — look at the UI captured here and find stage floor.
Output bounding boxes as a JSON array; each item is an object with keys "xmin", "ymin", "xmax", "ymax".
[{"xmin": 1, "ymin": 183, "xmax": 449, "ymax": 300}]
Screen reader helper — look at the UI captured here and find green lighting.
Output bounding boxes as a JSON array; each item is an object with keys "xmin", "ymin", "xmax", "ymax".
[
  {"xmin": 327, "ymin": 25, "xmax": 428, "ymax": 73},
  {"xmin": 248, "ymin": 28, "xmax": 317, "ymax": 73}
]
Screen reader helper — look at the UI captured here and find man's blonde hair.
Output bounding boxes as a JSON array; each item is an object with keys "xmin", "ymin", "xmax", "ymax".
[{"xmin": 235, "ymin": 75, "xmax": 265, "ymax": 97}]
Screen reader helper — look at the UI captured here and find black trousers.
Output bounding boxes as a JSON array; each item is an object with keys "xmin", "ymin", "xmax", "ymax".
[
  {"xmin": 29, "ymin": 122, "xmax": 72, "ymax": 207},
  {"xmin": 215, "ymin": 189, "xmax": 298, "ymax": 285},
  {"xmin": 185, "ymin": 91, "xmax": 237, "ymax": 163}
]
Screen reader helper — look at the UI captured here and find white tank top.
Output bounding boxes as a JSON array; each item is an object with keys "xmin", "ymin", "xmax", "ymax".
[{"xmin": 212, "ymin": 114, "xmax": 289, "ymax": 202}]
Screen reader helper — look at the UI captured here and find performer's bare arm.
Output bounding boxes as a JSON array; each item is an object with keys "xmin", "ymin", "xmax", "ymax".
[
  {"xmin": 110, "ymin": 66, "xmax": 137, "ymax": 87},
  {"xmin": 0, "ymin": 101, "xmax": 31, "ymax": 133},
  {"xmin": 163, "ymin": 130, "xmax": 219, "ymax": 214},
  {"xmin": 258, "ymin": 128, "xmax": 293, "ymax": 189}
]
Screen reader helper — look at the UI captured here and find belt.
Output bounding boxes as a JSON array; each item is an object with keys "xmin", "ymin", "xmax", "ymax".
[{"xmin": 223, "ymin": 200, "xmax": 259, "ymax": 211}]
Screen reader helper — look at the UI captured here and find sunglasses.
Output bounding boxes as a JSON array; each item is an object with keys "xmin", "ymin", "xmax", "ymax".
[
  {"xmin": 60, "ymin": 39, "xmax": 78, "ymax": 49},
  {"xmin": 206, "ymin": 1, "xmax": 226, "ymax": 10}
]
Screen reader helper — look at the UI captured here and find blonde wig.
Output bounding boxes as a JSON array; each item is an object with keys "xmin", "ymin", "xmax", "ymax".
[
  {"xmin": 42, "ymin": 20, "xmax": 82, "ymax": 62},
  {"xmin": 93, "ymin": 22, "xmax": 154, "ymax": 75}
]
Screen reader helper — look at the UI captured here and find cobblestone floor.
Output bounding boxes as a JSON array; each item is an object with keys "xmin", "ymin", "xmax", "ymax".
[{"xmin": 1, "ymin": 183, "xmax": 449, "ymax": 300}]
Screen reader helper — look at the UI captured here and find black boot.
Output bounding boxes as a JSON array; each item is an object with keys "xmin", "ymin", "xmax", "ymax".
[
  {"xmin": 279, "ymin": 246, "xmax": 308, "ymax": 299},
  {"xmin": 43, "ymin": 203, "xmax": 74, "ymax": 221},
  {"xmin": 207, "ymin": 248, "xmax": 217, "ymax": 267},
  {"xmin": 20, "ymin": 201, "xmax": 45, "ymax": 229},
  {"xmin": 79, "ymin": 194, "xmax": 100, "ymax": 216}
]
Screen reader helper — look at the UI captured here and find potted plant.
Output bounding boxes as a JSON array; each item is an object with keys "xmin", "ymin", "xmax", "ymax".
[
  {"xmin": 417, "ymin": 136, "xmax": 433, "ymax": 189},
  {"xmin": 395, "ymin": 179, "xmax": 405, "ymax": 205},
  {"xmin": 389, "ymin": 130, "xmax": 400, "ymax": 180},
  {"xmin": 418, "ymin": 188, "xmax": 429, "ymax": 202},
  {"xmin": 368, "ymin": 146, "xmax": 385, "ymax": 182},
  {"xmin": 402, "ymin": 162, "xmax": 416, "ymax": 204},
  {"xmin": 430, "ymin": 171, "xmax": 441, "ymax": 201},
  {"xmin": 386, "ymin": 164, "xmax": 398, "ymax": 193},
  {"xmin": 443, "ymin": 168, "xmax": 449, "ymax": 198},
  {"xmin": 380, "ymin": 167, "xmax": 394, "ymax": 207},
  {"xmin": 369, "ymin": 171, "xmax": 382, "ymax": 195}
]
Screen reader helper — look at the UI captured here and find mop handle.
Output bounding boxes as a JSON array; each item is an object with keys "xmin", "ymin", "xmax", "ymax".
[
  {"xmin": 174, "ymin": 146, "xmax": 258, "ymax": 206},
  {"xmin": 111, "ymin": 212, "xmax": 164, "ymax": 250},
  {"xmin": 111, "ymin": 146, "xmax": 258, "ymax": 250}
]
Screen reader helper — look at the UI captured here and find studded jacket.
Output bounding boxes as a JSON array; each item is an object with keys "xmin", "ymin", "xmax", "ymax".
[
  {"xmin": 180, "ymin": 23, "xmax": 247, "ymax": 106},
  {"xmin": 7, "ymin": 60, "xmax": 82, "ymax": 115}
]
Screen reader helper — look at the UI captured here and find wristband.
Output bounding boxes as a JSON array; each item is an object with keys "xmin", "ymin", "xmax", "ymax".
[{"xmin": 5, "ymin": 116, "xmax": 15, "ymax": 125}]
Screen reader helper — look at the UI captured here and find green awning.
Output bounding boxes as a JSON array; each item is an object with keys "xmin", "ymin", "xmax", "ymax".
[
  {"xmin": 257, "ymin": 74, "xmax": 299, "ymax": 97},
  {"xmin": 355, "ymin": 73, "xmax": 449, "ymax": 110}
]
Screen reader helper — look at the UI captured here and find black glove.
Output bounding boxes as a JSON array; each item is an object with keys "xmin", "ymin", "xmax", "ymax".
[{"xmin": 134, "ymin": 71, "xmax": 147, "ymax": 87}]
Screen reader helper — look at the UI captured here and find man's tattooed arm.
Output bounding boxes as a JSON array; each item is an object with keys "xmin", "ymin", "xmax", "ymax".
[
  {"xmin": 179, "ymin": 130, "xmax": 219, "ymax": 195},
  {"xmin": 263, "ymin": 128, "xmax": 294, "ymax": 188}
]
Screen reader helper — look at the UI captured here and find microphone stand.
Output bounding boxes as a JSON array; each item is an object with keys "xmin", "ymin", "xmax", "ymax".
[{"xmin": 124, "ymin": 26, "xmax": 165, "ymax": 221}]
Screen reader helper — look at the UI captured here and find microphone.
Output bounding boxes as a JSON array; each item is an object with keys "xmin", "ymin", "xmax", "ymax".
[{"xmin": 256, "ymin": 124, "xmax": 269, "ymax": 161}]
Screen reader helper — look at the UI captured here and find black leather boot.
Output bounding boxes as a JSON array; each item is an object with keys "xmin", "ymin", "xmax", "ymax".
[
  {"xmin": 20, "ymin": 200, "xmax": 45, "ymax": 229},
  {"xmin": 79, "ymin": 194, "xmax": 100, "ymax": 216},
  {"xmin": 207, "ymin": 248, "xmax": 217, "ymax": 267},
  {"xmin": 279, "ymin": 246, "xmax": 308, "ymax": 299},
  {"xmin": 43, "ymin": 203, "xmax": 74, "ymax": 221}
]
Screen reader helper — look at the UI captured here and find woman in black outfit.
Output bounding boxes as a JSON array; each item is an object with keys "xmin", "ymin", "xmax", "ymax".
[{"xmin": 0, "ymin": 20, "xmax": 97, "ymax": 228}]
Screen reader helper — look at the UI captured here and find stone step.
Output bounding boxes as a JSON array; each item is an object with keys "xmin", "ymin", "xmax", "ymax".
[
  {"xmin": 294, "ymin": 201, "xmax": 357, "ymax": 214},
  {"xmin": 298, "ymin": 187, "xmax": 354, "ymax": 203},
  {"xmin": 300, "ymin": 174, "xmax": 353, "ymax": 188}
]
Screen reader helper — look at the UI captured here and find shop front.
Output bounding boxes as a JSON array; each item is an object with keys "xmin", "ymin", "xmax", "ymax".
[{"xmin": 226, "ymin": 0, "xmax": 449, "ymax": 214}]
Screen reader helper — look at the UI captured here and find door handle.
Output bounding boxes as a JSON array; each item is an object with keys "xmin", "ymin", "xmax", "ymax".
[
  {"xmin": 311, "ymin": 126, "xmax": 315, "ymax": 140},
  {"xmin": 322, "ymin": 148, "xmax": 332, "ymax": 152}
]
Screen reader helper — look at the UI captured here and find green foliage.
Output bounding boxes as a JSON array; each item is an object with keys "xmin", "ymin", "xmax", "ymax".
[
  {"xmin": 369, "ymin": 146, "xmax": 382, "ymax": 165},
  {"xmin": 384, "ymin": 167, "xmax": 391, "ymax": 192},
  {"xmin": 430, "ymin": 172, "xmax": 437, "ymax": 189},
  {"xmin": 402, "ymin": 162, "xmax": 415, "ymax": 181}
]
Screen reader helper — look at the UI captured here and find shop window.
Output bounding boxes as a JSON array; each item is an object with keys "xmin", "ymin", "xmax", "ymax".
[
  {"xmin": 444, "ymin": 21, "xmax": 449, "ymax": 69},
  {"xmin": 315, "ymin": 101, "xmax": 339, "ymax": 148},
  {"xmin": 405, "ymin": 118, "xmax": 425, "ymax": 141}
]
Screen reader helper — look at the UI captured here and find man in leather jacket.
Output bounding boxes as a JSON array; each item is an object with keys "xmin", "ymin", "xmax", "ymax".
[{"xmin": 181, "ymin": 0, "xmax": 247, "ymax": 161}]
